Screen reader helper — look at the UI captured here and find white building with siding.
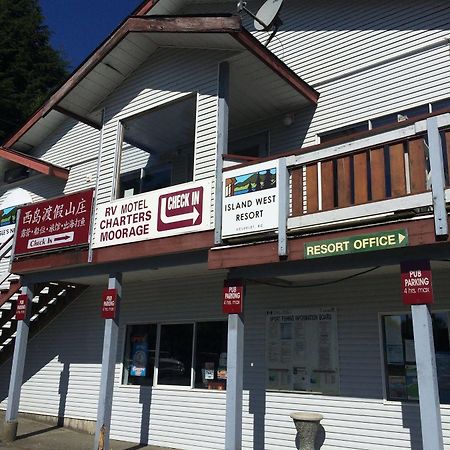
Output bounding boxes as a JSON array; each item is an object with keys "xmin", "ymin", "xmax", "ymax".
[{"xmin": 1, "ymin": 0, "xmax": 450, "ymax": 449}]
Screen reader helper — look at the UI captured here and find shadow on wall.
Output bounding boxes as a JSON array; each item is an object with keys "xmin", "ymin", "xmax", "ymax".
[{"xmin": 402, "ymin": 403, "xmax": 422, "ymax": 450}]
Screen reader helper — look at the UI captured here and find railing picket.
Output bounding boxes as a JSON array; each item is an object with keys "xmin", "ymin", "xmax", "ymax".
[
  {"xmin": 408, "ymin": 137, "xmax": 428, "ymax": 194},
  {"xmin": 321, "ymin": 160, "xmax": 334, "ymax": 211},
  {"xmin": 290, "ymin": 167, "xmax": 303, "ymax": 216},
  {"xmin": 370, "ymin": 147, "xmax": 386, "ymax": 201},
  {"xmin": 306, "ymin": 164, "xmax": 319, "ymax": 213},
  {"xmin": 353, "ymin": 151, "xmax": 369, "ymax": 205},
  {"xmin": 337, "ymin": 156, "xmax": 352, "ymax": 207},
  {"xmin": 389, "ymin": 142, "xmax": 407, "ymax": 197}
]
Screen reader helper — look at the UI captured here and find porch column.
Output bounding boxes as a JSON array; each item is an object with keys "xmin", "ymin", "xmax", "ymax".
[
  {"xmin": 3, "ymin": 285, "xmax": 33, "ymax": 442},
  {"xmin": 214, "ymin": 61, "xmax": 230, "ymax": 245},
  {"xmin": 94, "ymin": 273, "xmax": 122, "ymax": 450},
  {"xmin": 411, "ymin": 304, "xmax": 444, "ymax": 450},
  {"xmin": 225, "ymin": 312, "xmax": 244, "ymax": 449}
]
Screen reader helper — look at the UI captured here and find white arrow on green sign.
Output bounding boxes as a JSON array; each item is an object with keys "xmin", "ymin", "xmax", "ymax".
[{"xmin": 304, "ymin": 229, "xmax": 408, "ymax": 259}]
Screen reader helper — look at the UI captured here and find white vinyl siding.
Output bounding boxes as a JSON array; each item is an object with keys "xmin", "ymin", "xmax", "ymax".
[
  {"xmin": 95, "ymin": 48, "xmax": 231, "ymax": 206},
  {"xmin": 1, "ymin": 267, "xmax": 450, "ymax": 449}
]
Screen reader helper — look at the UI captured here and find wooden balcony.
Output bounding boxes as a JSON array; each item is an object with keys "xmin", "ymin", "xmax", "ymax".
[{"xmin": 286, "ymin": 113, "xmax": 450, "ymax": 234}]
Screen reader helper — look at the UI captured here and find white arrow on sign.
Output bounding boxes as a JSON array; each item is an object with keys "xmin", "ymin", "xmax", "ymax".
[
  {"xmin": 159, "ymin": 197, "xmax": 200, "ymax": 225},
  {"xmin": 398, "ymin": 233, "xmax": 406, "ymax": 244}
]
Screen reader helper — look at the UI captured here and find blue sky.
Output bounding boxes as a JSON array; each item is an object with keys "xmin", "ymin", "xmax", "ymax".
[{"xmin": 39, "ymin": 1, "xmax": 143, "ymax": 70}]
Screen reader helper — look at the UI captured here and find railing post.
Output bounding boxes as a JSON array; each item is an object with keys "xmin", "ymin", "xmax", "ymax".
[
  {"xmin": 278, "ymin": 158, "xmax": 289, "ymax": 257},
  {"xmin": 215, "ymin": 62, "xmax": 230, "ymax": 245},
  {"xmin": 427, "ymin": 117, "xmax": 448, "ymax": 238}
]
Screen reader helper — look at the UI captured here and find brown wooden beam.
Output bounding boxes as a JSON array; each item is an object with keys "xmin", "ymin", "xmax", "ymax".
[
  {"xmin": 53, "ymin": 106, "xmax": 101, "ymax": 130},
  {"xmin": 92, "ymin": 230, "xmax": 214, "ymax": 265},
  {"xmin": 133, "ymin": 0, "xmax": 157, "ymax": 16},
  {"xmin": 11, "ymin": 231, "xmax": 214, "ymax": 274},
  {"xmin": 0, "ymin": 147, "xmax": 69, "ymax": 180},
  {"xmin": 231, "ymin": 29, "xmax": 319, "ymax": 106},
  {"xmin": 208, "ymin": 218, "xmax": 442, "ymax": 270},
  {"xmin": 128, "ymin": 15, "xmax": 242, "ymax": 33}
]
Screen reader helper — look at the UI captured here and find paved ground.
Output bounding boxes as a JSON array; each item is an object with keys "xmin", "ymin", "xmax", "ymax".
[{"xmin": 0, "ymin": 411, "xmax": 175, "ymax": 450}]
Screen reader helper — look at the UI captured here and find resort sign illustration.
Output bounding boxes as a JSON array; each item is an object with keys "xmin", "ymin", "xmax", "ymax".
[{"xmin": 222, "ymin": 160, "xmax": 281, "ymax": 238}]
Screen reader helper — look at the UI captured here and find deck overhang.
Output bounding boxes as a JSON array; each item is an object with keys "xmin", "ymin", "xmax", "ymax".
[{"xmin": 4, "ymin": 15, "xmax": 318, "ymax": 152}]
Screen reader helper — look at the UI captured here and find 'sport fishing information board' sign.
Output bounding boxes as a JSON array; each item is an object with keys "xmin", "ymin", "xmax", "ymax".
[
  {"xmin": 401, "ymin": 260, "xmax": 433, "ymax": 305},
  {"xmin": 14, "ymin": 189, "xmax": 94, "ymax": 256},
  {"xmin": 222, "ymin": 160, "xmax": 281, "ymax": 238}
]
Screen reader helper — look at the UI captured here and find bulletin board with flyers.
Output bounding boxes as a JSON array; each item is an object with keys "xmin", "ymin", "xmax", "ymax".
[{"xmin": 266, "ymin": 308, "xmax": 340, "ymax": 394}]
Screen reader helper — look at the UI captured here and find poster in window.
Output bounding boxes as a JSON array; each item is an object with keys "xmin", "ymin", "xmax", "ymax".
[
  {"xmin": 385, "ymin": 316, "xmax": 404, "ymax": 365},
  {"xmin": 266, "ymin": 308, "xmax": 339, "ymax": 394},
  {"xmin": 130, "ymin": 336, "xmax": 148, "ymax": 377},
  {"xmin": 405, "ymin": 365, "xmax": 419, "ymax": 400},
  {"xmin": 388, "ymin": 375, "xmax": 407, "ymax": 399}
]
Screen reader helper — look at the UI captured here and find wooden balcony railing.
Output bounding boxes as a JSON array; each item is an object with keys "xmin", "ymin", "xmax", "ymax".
[
  {"xmin": 291, "ymin": 136, "xmax": 430, "ymax": 217},
  {"xmin": 285, "ymin": 114, "xmax": 450, "ymax": 232}
]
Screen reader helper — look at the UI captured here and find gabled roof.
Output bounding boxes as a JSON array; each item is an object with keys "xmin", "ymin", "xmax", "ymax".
[{"xmin": 4, "ymin": 6, "xmax": 318, "ymax": 154}]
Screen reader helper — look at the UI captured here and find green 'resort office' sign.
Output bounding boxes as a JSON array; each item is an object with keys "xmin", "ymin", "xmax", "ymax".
[{"xmin": 304, "ymin": 229, "xmax": 408, "ymax": 259}]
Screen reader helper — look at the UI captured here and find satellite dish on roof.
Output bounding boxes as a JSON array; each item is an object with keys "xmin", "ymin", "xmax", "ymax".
[
  {"xmin": 254, "ymin": 0, "xmax": 283, "ymax": 31},
  {"xmin": 237, "ymin": 0, "xmax": 284, "ymax": 46}
]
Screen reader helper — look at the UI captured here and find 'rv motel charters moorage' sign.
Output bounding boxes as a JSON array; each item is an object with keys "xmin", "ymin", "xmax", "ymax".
[
  {"xmin": 222, "ymin": 160, "xmax": 281, "ymax": 238},
  {"xmin": 92, "ymin": 181, "xmax": 212, "ymax": 248}
]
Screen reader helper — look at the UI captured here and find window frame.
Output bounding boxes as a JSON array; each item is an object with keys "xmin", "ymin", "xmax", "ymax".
[
  {"xmin": 120, "ymin": 318, "xmax": 227, "ymax": 391},
  {"xmin": 112, "ymin": 93, "xmax": 199, "ymax": 201},
  {"xmin": 378, "ymin": 309, "xmax": 450, "ymax": 406}
]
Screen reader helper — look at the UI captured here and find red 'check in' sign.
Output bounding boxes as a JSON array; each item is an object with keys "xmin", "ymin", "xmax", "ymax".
[{"xmin": 157, "ymin": 187, "xmax": 203, "ymax": 232}]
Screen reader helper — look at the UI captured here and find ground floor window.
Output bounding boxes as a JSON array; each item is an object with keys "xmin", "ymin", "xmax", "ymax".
[
  {"xmin": 123, "ymin": 321, "xmax": 227, "ymax": 390},
  {"xmin": 266, "ymin": 308, "xmax": 339, "ymax": 394},
  {"xmin": 382, "ymin": 312, "xmax": 450, "ymax": 403}
]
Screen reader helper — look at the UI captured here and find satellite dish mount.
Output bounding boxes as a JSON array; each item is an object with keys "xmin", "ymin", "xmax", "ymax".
[{"xmin": 237, "ymin": 0, "xmax": 284, "ymax": 46}]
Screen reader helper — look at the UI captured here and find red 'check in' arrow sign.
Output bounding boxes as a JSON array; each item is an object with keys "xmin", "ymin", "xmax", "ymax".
[{"xmin": 157, "ymin": 187, "xmax": 203, "ymax": 232}]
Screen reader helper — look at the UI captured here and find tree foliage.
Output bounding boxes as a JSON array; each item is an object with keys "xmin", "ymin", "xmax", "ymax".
[{"xmin": 0, "ymin": 0, "xmax": 68, "ymax": 142}]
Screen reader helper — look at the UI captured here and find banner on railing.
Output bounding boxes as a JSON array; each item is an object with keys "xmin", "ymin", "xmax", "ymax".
[
  {"xmin": 222, "ymin": 160, "xmax": 281, "ymax": 238},
  {"xmin": 14, "ymin": 189, "xmax": 94, "ymax": 256}
]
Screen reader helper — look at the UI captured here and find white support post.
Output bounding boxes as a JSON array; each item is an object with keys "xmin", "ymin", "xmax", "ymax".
[
  {"xmin": 278, "ymin": 158, "xmax": 289, "ymax": 257},
  {"xmin": 214, "ymin": 61, "xmax": 230, "ymax": 245},
  {"xmin": 427, "ymin": 116, "xmax": 448, "ymax": 238},
  {"xmin": 3, "ymin": 285, "xmax": 33, "ymax": 442},
  {"xmin": 411, "ymin": 304, "xmax": 444, "ymax": 450},
  {"xmin": 94, "ymin": 273, "xmax": 122, "ymax": 450},
  {"xmin": 225, "ymin": 313, "xmax": 244, "ymax": 450}
]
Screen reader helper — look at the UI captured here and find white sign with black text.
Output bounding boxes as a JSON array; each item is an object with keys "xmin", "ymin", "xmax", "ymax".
[
  {"xmin": 92, "ymin": 180, "xmax": 212, "ymax": 248},
  {"xmin": 222, "ymin": 160, "xmax": 281, "ymax": 238}
]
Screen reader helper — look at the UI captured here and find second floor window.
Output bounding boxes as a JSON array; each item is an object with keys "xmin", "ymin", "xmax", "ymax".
[{"xmin": 116, "ymin": 95, "xmax": 196, "ymax": 199}]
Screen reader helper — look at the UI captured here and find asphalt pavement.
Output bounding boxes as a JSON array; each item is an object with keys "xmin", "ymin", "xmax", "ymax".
[{"xmin": 0, "ymin": 411, "xmax": 175, "ymax": 450}]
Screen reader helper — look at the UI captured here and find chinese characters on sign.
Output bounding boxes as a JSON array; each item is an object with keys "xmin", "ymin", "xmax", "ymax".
[{"xmin": 14, "ymin": 190, "xmax": 94, "ymax": 256}]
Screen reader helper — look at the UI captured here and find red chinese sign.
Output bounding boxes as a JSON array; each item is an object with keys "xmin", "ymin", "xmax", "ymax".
[
  {"xmin": 101, "ymin": 289, "xmax": 118, "ymax": 319},
  {"xmin": 401, "ymin": 260, "xmax": 434, "ymax": 305},
  {"xmin": 15, "ymin": 294, "xmax": 28, "ymax": 321},
  {"xmin": 157, "ymin": 186, "xmax": 203, "ymax": 232},
  {"xmin": 14, "ymin": 190, "xmax": 94, "ymax": 256},
  {"xmin": 223, "ymin": 279, "xmax": 244, "ymax": 314}
]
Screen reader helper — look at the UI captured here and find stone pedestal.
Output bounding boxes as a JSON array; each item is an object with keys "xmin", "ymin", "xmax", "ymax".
[
  {"xmin": 290, "ymin": 412, "xmax": 323, "ymax": 450},
  {"xmin": 2, "ymin": 420, "xmax": 18, "ymax": 442}
]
